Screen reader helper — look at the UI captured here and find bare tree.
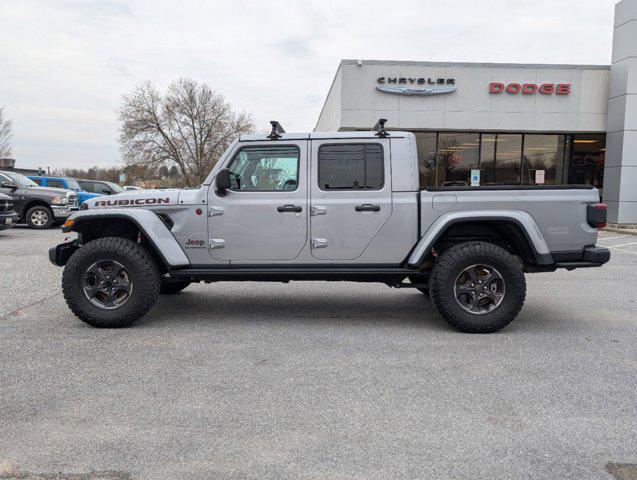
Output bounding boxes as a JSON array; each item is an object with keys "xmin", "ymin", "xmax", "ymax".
[
  {"xmin": 118, "ymin": 79, "xmax": 254, "ymax": 186},
  {"xmin": 0, "ymin": 107, "xmax": 12, "ymax": 159}
]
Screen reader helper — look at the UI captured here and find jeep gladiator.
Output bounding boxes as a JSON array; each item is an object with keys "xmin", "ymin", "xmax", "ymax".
[{"xmin": 49, "ymin": 121, "xmax": 610, "ymax": 332}]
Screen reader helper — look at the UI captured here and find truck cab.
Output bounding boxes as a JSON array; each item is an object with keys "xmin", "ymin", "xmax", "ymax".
[
  {"xmin": 29, "ymin": 176, "xmax": 100, "ymax": 205},
  {"xmin": 49, "ymin": 121, "xmax": 610, "ymax": 332}
]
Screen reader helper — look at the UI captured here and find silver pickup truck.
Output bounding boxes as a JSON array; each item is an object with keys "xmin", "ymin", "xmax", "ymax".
[{"xmin": 50, "ymin": 121, "xmax": 610, "ymax": 333}]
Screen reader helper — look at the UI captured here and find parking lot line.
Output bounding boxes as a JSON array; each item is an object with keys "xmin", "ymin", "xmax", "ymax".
[
  {"xmin": 598, "ymin": 235, "xmax": 630, "ymax": 241},
  {"xmin": 608, "ymin": 246, "xmax": 637, "ymax": 255},
  {"xmin": 608, "ymin": 242, "xmax": 637, "ymax": 248}
]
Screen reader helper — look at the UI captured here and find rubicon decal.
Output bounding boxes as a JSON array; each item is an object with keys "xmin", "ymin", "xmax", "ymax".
[
  {"xmin": 94, "ymin": 197, "xmax": 171, "ymax": 207},
  {"xmin": 489, "ymin": 83, "xmax": 571, "ymax": 95}
]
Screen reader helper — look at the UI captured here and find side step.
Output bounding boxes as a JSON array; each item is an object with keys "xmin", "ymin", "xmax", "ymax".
[{"xmin": 170, "ymin": 266, "xmax": 426, "ymax": 283}]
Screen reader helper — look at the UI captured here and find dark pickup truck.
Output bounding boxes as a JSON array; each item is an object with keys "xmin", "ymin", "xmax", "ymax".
[
  {"xmin": 0, "ymin": 170, "xmax": 78, "ymax": 229},
  {"xmin": 0, "ymin": 192, "xmax": 19, "ymax": 230}
]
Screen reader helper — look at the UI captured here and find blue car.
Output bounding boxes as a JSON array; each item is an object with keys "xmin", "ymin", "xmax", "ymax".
[{"xmin": 28, "ymin": 175, "xmax": 101, "ymax": 205}]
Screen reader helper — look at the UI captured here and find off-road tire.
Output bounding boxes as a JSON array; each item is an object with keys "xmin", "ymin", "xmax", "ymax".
[
  {"xmin": 160, "ymin": 278, "xmax": 191, "ymax": 294},
  {"xmin": 26, "ymin": 205, "xmax": 54, "ymax": 229},
  {"xmin": 62, "ymin": 237, "xmax": 160, "ymax": 328},
  {"xmin": 429, "ymin": 241, "xmax": 526, "ymax": 333}
]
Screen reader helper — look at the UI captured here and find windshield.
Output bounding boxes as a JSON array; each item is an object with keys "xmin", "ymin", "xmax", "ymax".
[
  {"xmin": 67, "ymin": 178, "xmax": 81, "ymax": 190},
  {"xmin": 104, "ymin": 181, "xmax": 124, "ymax": 193},
  {"xmin": 2, "ymin": 171, "xmax": 39, "ymax": 188}
]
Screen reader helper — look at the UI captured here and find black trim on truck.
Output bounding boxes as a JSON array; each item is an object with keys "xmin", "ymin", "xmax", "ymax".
[{"xmin": 424, "ymin": 185, "xmax": 596, "ymax": 192}]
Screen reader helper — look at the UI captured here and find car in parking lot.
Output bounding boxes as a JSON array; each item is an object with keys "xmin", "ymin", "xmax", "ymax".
[
  {"xmin": 50, "ymin": 121, "xmax": 610, "ymax": 332},
  {"xmin": 0, "ymin": 170, "xmax": 78, "ymax": 228},
  {"xmin": 29, "ymin": 175, "xmax": 101, "ymax": 205},
  {"xmin": 0, "ymin": 192, "xmax": 19, "ymax": 230},
  {"xmin": 77, "ymin": 179, "xmax": 125, "ymax": 196}
]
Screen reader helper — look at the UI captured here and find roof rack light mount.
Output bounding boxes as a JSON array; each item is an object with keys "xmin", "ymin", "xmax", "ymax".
[
  {"xmin": 372, "ymin": 118, "xmax": 389, "ymax": 138},
  {"xmin": 267, "ymin": 121, "xmax": 285, "ymax": 140}
]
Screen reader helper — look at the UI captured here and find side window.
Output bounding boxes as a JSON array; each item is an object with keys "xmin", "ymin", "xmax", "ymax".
[
  {"xmin": 97, "ymin": 183, "xmax": 112, "ymax": 194},
  {"xmin": 47, "ymin": 179, "xmax": 65, "ymax": 188},
  {"xmin": 31, "ymin": 178, "xmax": 43, "ymax": 186},
  {"xmin": 318, "ymin": 144, "xmax": 384, "ymax": 190},
  {"xmin": 228, "ymin": 146, "xmax": 300, "ymax": 191}
]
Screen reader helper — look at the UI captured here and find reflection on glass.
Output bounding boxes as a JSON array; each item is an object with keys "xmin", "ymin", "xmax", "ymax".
[
  {"xmin": 522, "ymin": 134, "xmax": 566, "ymax": 185},
  {"xmin": 568, "ymin": 134, "xmax": 605, "ymax": 194},
  {"xmin": 436, "ymin": 133, "xmax": 480, "ymax": 187},
  {"xmin": 415, "ymin": 133, "xmax": 437, "ymax": 187},
  {"xmin": 480, "ymin": 134, "xmax": 522, "ymax": 185}
]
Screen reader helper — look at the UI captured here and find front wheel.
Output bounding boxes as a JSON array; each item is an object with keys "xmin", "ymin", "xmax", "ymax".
[
  {"xmin": 429, "ymin": 242, "xmax": 526, "ymax": 333},
  {"xmin": 62, "ymin": 237, "xmax": 161, "ymax": 328},
  {"xmin": 26, "ymin": 205, "xmax": 54, "ymax": 229}
]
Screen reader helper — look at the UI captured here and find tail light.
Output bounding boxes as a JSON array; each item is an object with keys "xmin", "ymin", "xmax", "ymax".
[{"xmin": 587, "ymin": 203, "xmax": 607, "ymax": 229}]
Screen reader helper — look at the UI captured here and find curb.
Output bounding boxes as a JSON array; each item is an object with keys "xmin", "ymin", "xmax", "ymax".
[{"xmin": 603, "ymin": 227, "xmax": 637, "ymax": 235}]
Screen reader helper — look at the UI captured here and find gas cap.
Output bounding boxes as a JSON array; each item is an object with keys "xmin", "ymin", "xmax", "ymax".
[{"xmin": 432, "ymin": 195, "xmax": 457, "ymax": 211}]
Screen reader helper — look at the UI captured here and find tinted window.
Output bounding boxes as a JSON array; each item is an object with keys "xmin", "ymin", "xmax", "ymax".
[
  {"xmin": 78, "ymin": 181, "xmax": 93, "ymax": 192},
  {"xmin": 47, "ymin": 179, "xmax": 65, "ymax": 189},
  {"xmin": 318, "ymin": 144, "xmax": 384, "ymax": 190},
  {"xmin": 228, "ymin": 146, "xmax": 299, "ymax": 191}
]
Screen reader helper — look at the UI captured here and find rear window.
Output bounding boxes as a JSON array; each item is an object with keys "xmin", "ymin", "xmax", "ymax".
[
  {"xmin": 318, "ymin": 143, "xmax": 384, "ymax": 190},
  {"xmin": 47, "ymin": 179, "xmax": 65, "ymax": 189}
]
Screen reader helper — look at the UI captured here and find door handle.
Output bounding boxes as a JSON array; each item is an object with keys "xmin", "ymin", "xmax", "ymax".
[
  {"xmin": 277, "ymin": 204, "xmax": 303, "ymax": 213},
  {"xmin": 355, "ymin": 204, "xmax": 381, "ymax": 212}
]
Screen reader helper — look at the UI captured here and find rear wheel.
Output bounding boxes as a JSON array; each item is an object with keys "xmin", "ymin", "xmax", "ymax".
[
  {"xmin": 429, "ymin": 241, "xmax": 526, "ymax": 333},
  {"xmin": 62, "ymin": 237, "xmax": 160, "ymax": 328},
  {"xmin": 26, "ymin": 205, "xmax": 54, "ymax": 229},
  {"xmin": 160, "ymin": 278, "xmax": 191, "ymax": 294}
]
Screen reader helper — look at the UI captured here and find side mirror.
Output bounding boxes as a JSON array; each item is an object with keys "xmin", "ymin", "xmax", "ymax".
[
  {"xmin": 215, "ymin": 168, "xmax": 232, "ymax": 195},
  {"xmin": 1, "ymin": 181, "xmax": 17, "ymax": 190}
]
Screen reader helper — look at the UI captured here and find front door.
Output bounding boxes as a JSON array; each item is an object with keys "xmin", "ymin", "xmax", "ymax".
[
  {"xmin": 309, "ymin": 139, "xmax": 392, "ymax": 260},
  {"xmin": 207, "ymin": 141, "xmax": 308, "ymax": 262}
]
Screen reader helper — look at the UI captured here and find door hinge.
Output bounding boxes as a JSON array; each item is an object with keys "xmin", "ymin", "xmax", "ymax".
[
  {"xmin": 312, "ymin": 238, "xmax": 328, "ymax": 249},
  {"xmin": 311, "ymin": 205, "xmax": 327, "ymax": 216},
  {"xmin": 208, "ymin": 206, "xmax": 224, "ymax": 216},
  {"xmin": 209, "ymin": 238, "xmax": 226, "ymax": 249}
]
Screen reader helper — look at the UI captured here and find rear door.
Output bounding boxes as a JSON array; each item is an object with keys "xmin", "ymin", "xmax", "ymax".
[
  {"xmin": 207, "ymin": 141, "xmax": 308, "ymax": 262},
  {"xmin": 309, "ymin": 139, "xmax": 392, "ymax": 260}
]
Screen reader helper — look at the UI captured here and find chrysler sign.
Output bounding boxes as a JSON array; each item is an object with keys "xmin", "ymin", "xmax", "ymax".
[{"xmin": 376, "ymin": 77, "xmax": 457, "ymax": 96}]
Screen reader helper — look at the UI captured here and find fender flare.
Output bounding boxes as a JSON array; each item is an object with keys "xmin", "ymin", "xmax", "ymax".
[
  {"xmin": 62, "ymin": 208, "xmax": 190, "ymax": 269},
  {"xmin": 407, "ymin": 210, "xmax": 553, "ymax": 267}
]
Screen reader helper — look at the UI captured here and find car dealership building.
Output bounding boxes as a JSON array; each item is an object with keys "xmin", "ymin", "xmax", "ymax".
[{"xmin": 315, "ymin": 0, "xmax": 637, "ymax": 226}]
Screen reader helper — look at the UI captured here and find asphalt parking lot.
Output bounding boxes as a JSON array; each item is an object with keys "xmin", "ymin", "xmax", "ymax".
[{"xmin": 0, "ymin": 227, "xmax": 635, "ymax": 480}]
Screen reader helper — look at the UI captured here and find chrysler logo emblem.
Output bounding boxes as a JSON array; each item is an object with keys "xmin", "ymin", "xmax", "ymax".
[
  {"xmin": 376, "ymin": 85, "xmax": 457, "ymax": 96},
  {"xmin": 376, "ymin": 76, "xmax": 456, "ymax": 96}
]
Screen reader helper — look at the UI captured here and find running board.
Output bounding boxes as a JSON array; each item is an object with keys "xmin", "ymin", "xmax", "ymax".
[{"xmin": 170, "ymin": 266, "xmax": 425, "ymax": 283}]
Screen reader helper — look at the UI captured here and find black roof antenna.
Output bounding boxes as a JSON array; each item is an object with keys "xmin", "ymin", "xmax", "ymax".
[
  {"xmin": 267, "ymin": 121, "xmax": 285, "ymax": 140},
  {"xmin": 372, "ymin": 118, "xmax": 389, "ymax": 138}
]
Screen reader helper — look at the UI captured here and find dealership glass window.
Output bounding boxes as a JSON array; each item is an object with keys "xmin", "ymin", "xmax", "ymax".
[
  {"xmin": 228, "ymin": 145, "xmax": 300, "ymax": 191},
  {"xmin": 480, "ymin": 134, "xmax": 522, "ymax": 185},
  {"xmin": 415, "ymin": 133, "xmax": 437, "ymax": 188},
  {"xmin": 568, "ymin": 134, "xmax": 605, "ymax": 193},
  {"xmin": 522, "ymin": 134, "xmax": 566, "ymax": 185},
  {"xmin": 436, "ymin": 133, "xmax": 480, "ymax": 187},
  {"xmin": 318, "ymin": 143, "xmax": 384, "ymax": 190}
]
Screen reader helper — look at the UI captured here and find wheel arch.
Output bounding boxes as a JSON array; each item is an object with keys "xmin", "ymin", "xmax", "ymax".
[
  {"xmin": 22, "ymin": 200, "xmax": 52, "ymax": 218},
  {"xmin": 63, "ymin": 209, "xmax": 189, "ymax": 271},
  {"xmin": 408, "ymin": 210, "xmax": 553, "ymax": 267}
]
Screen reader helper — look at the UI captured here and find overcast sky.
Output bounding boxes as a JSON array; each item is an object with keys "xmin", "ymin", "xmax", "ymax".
[{"xmin": 0, "ymin": 0, "xmax": 617, "ymax": 170}]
